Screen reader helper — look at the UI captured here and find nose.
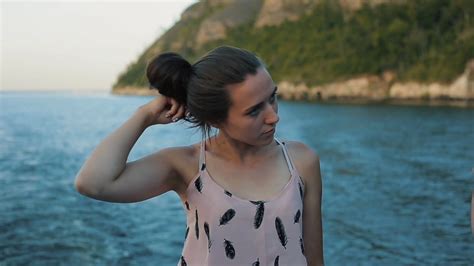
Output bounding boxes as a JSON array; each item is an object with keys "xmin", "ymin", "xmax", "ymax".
[{"xmin": 264, "ymin": 103, "xmax": 279, "ymax": 125}]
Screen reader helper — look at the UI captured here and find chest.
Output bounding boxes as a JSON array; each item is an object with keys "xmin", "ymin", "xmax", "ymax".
[{"xmin": 205, "ymin": 150, "xmax": 292, "ymax": 201}]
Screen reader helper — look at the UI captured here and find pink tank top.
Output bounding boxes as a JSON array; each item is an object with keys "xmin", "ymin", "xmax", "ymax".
[{"xmin": 179, "ymin": 138, "xmax": 307, "ymax": 266}]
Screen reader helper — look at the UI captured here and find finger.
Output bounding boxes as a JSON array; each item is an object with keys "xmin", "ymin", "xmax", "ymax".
[
  {"xmin": 172, "ymin": 105, "xmax": 186, "ymax": 122},
  {"xmin": 165, "ymin": 98, "xmax": 179, "ymax": 118}
]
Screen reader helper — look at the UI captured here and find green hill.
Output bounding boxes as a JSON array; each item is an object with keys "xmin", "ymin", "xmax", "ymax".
[{"xmin": 112, "ymin": 0, "xmax": 474, "ymax": 100}]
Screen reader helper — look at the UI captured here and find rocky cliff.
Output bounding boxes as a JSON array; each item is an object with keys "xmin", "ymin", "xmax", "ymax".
[
  {"xmin": 193, "ymin": 0, "xmax": 406, "ymax": 41},
  {"xmin": 277, "ymin": 59, "xmax": 474, "ymax": 106}
]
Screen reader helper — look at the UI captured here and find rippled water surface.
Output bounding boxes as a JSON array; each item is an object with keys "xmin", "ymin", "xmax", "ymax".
[{"xmin": 1, "ymin": 92, "xmax": 473, "ymax": 265}]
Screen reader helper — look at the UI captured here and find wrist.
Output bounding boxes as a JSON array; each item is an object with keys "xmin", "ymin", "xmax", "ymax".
[{"xmin": 135, "ymin": 105, "xmax": 155, "ymax": 129}]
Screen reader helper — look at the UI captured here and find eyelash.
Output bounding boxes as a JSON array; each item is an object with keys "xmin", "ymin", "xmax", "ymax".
[
  {"xmin": 270, "ymin": 92, "xmax": 278, "ymax": 103},
  {"xmin": 248, "ymin": 92, "xmax": 278, "ymax": 117}
]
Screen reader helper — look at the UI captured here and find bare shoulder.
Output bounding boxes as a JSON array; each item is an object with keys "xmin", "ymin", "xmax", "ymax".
[
  {"xmin": 283, "ymin": 140, "xmax": 318, "ymax": 158},
  {"xmin": 159, "ymin": 142, "xmax": 200, "ymax": 171},
  {"xmin": 283, "ymin": 140, "xmax": 320, "ymax": 165},
  {"xmin": 159, "ymin": 142, "xmax": 200, "ymax": 193},
  {"xmin": 283, "ymin": 140, "xmax": 321, "ymax": 185},
  {"xmin": 159, "ymin": 143, "xmax": 198, "ymax": 159}
]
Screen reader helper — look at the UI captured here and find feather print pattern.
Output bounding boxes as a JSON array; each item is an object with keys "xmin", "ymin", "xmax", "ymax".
[
  {"xmin": 195, "ymin": 177, "xmax": 203, "ymax": 193},
  {"xmin": 294, "ymin": 209, "xmax": 301, "ymax": 223},
  {"xmin": 204, "ymin": 222, "xmax": 211, "ymax": 250},
  {"xmin": 224, "ymin": 190, "xmax": 232, "ymax": 197},
  {"xmin": 252, "ymin": 258, "xmax": 260, "ymax": 266},
  {"xmin": 250, "ymin": 200, "xmax": 263, "ymax": 205},
  {"xmin": 201, "ymin": 163, "xmax": 206, "ymax": 171},
  {"xmin": 253, "ymin": 202, "xmax": 264, "ymax": 229},
  {"xmin": 185, "ymin": 201, "xmax": 190, "ymax": 211},
  {"xmin": 300, "ymin": 237, "xmax": 305, "ymax": 255},
  {"xmin": 180, "ymin": 256, "xmax": 187, "ymax": 266},
  {"xmin": 219, "ymin": 209, "xmax": 236, "ymax": 226},
  {"xmin": 184, "ymin": 227, "xmax": 189, "ymax": 240},
  {"xmin": 195, "ymin": 209, "xmax": 199, "ymax": 239},
  {"xmin": 223, "ymin": 239, "xmax": 236, "ymax": 259},
  {"xmin": 275, "ymin": 217, "xmax": 288, "ymax": 249},
  {"xmin": 274, "ymin": 256, "xmax": 280, "ymax": 266}
]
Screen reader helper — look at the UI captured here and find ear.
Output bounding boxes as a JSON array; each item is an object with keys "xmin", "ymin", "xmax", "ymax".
[{"xmin": 210, "ymin": 119, "xmax": 225, "ymax": 130}]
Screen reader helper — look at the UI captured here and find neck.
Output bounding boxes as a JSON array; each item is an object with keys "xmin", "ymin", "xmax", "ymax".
[{"xmin": 208, "ymin": 132, "xmax": 274, "ymax": 165}]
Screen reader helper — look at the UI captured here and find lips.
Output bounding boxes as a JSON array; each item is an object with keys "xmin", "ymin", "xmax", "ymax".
[{"xmin": 263, "ymin": 128, "xmax": 275, "ymax": 135}]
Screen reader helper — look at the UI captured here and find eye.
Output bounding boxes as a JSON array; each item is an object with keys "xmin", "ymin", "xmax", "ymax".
[{"xmin": 248, "ymin": 108, "xmax": 261, "ymax": 117}]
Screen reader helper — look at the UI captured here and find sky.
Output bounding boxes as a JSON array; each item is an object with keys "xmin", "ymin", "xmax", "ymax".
[{"xmin": 1, "ymin": 0, "xmax": 197, "ymax": 91}]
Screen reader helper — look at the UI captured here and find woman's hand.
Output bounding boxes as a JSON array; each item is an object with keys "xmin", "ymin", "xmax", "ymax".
[{"xmin": 140, "ymin": 95, "xmax": 186, "ymax": 127}]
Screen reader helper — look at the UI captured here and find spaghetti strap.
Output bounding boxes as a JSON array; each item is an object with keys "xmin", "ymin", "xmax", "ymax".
[
  {"xmin": 198, "ymin": 139, "xmax": 206, "ymax": 171},
  {"xmin": 275, "ymin": 137, "xmax": 297, "ymax": 175}
]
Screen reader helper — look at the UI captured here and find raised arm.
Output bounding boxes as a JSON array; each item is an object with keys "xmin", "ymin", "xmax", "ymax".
[{"xmin": 74, "ymin": 96, "xmax": 186, "ymax": 203}]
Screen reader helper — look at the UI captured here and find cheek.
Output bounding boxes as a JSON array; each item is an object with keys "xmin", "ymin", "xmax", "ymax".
[
  {"xmin": 246, "ymin": 119, "xmax": 261, "ymax": 130},
  {"xmin": 240, "ymin": 118, "xmax": 262, "ymax": 135},
  {"xmin": 228, "ymin": 116, "xmax": 258, "ymax": 132}
]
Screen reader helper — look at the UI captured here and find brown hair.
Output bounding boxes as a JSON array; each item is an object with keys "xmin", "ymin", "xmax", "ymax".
[{"xmin": 146, "ymin": 46, "xmax": 263, "ymax": 139}]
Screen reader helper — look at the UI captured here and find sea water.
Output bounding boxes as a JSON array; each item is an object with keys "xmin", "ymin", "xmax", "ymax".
[{"xmin": 0, "ymin": 92, "xmax": 473, "ymax": 265}]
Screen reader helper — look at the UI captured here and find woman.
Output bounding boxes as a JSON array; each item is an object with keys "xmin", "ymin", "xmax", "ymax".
[{"xmin": 75, "ymin": 46, "xmax": 324, "ymax": 265}]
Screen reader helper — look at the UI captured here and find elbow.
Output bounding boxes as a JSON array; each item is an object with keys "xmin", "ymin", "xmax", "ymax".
[
  {"xmin": 74, "ymin": 173, "xmax": 102, "ymax": 198},
  {"xmin": 74, "ymin": 177, "xmax": 88, "ymax": 195}
]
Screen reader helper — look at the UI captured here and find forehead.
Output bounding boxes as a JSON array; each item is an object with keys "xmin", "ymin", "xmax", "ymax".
[{"xmin": 226, "ymin": 67, "xmax": 274, "ymax": 111}]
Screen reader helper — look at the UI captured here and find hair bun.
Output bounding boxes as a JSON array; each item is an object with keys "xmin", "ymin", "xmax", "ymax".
[{"xmin": 146, "ymin": 52, "xmax": 192, "ymax": 104}]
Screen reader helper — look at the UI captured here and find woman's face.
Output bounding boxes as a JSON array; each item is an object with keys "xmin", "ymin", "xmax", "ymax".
[{"xmin": 218, "ymin": 67, "xmax": 279, "ymax": 146}]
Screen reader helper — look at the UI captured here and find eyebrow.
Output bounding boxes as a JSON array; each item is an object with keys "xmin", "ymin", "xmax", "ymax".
[{"xmin": 244, "ymin": 86, "xmax": 278, "ymax": 114}]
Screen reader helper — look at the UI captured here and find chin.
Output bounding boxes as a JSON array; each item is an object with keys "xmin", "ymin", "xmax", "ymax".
[{"xmin": 260, "ymin": 136, "xmax": 275, "ymax": 145}]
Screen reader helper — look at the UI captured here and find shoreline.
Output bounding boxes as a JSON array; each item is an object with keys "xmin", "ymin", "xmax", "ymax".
[
  {"xmin": 301, "ymin": 98, "xmax": 474, "ymax": 108},
  {"xmin": 111, "ymin": 87, "xmax": 474, "ymax": 108}
]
